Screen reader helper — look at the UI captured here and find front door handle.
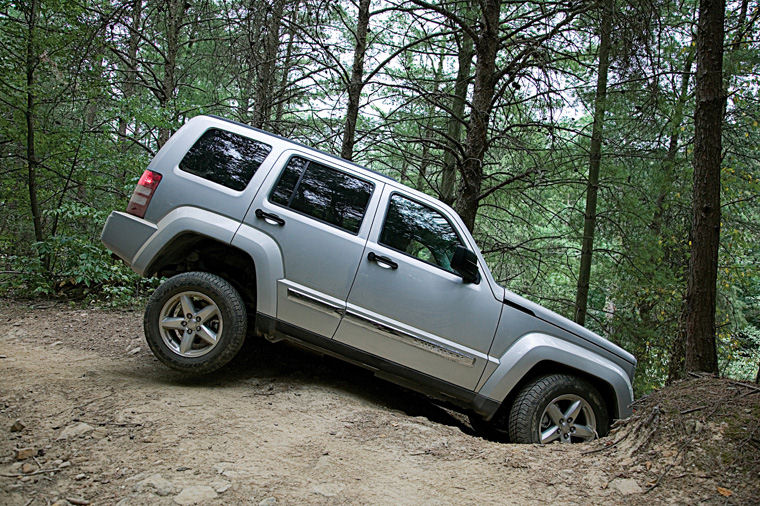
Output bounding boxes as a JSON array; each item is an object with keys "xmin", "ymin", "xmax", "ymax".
[
  {"xmin": 368, "ymin": 251, "xmax": 398, "ymax": 270},
  {"xmin": 255, "ymin": 208, "xmax": 285, "ymax": 226}
]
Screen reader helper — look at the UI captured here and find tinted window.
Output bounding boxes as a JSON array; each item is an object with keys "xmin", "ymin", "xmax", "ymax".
[
  {"xmin": 270, "ymin": 156, "xmax": 374, "ymax": 234},
  {"xmin": 380, "ymin": 194, "xmax": 462, "ymax": 272},
  {"xmin": 270, "ymin": 156, "xmax": 308, "ymax": 206},
  {"xmin": 179, "ymin": 128, "xmax": 272, "ymax": 191}
]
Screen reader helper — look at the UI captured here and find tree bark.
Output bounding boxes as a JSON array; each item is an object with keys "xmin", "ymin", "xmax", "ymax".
[
  {"xmin": 158, "ymin": 0, "xmax": 186, "ymax": 147},
  {"xmin": 440, "ymin": 30, "xmax": 473, "ymax": 206},
  {"xmin": 252, "ymin": 0, "xmax": 285, "ymax": 129},
  {"xmin": 24, "ymin": 0, "xmax": 44, "ymax": 251},
  {"xmin": 416, "ymin": 50, "xmax": 446, "ymax": 192},
  {"xmin": 455, "ymin": 0, "xmax": 501, "ymax": 232},
  {"xmin": 684, "ymin": 0, "xmax": 725, "ymax": 374},
  {"xmin": 340, "ymin": 0, "xmax": 371, "ymax": 161},
  {"xmin": 273, "ymin": 0, "xmax": 301, "ymax": 129},
  {"xmin": 661, "ymin": 52, "xmax": 695, "ymax": 383},
  {"xmin": 118, "ymin": 0, "xmax": 142, "ymax": 180},
  {"xmin": 653, "ymin": 51, "xmax": 695, "ymax": 236},
  {"xmin": 574, "ymin": 0, "xmax": 612, "ymax": 326}
]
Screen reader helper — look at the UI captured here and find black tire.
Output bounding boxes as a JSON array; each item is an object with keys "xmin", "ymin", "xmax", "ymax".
[
  {"xmin": 144, "ymin": 272, "xmax": 247, "ymax": 374},
  {"xmin": 508, "ymin": 374, "xmax": 609, "ymax": 444}
]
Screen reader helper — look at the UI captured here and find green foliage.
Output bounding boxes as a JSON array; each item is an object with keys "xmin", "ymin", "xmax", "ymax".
[
  {"xmin": 0, "ymin": 234, "xmax": 150, "ymax": 304},
  {"xmin": 0, "ymin": 0, "xmax": 757, "ymax": 393}
]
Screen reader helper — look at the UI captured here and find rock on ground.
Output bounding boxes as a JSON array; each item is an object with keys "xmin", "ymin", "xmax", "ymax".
[{"xmin": 173, "ymin": 485, "xmax": 218, "ymax": 505}]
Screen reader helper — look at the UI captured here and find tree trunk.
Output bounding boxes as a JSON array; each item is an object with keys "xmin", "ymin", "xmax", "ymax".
[
  {"xmin": 158, "ymin": 0, "xmax": 186, "ymax": 147},
  {"xmin": 661, "ymin": 52, "xmax": 695, "ymax": 383},
  {"xmin": 455, "ymin": 0, "xmax": 501, "ymax": 232},
  {"xmin": 25, "ymin": 0, "xmax": 44, "ymax": 253},
  {"xmin": 416, "ymin": 50, "xmax": 446, "ymax": 192},
  {"xmin": 574, "ymin": 0, "xmax": 612, "ymax": 326},
  {"xmin": 340, "ymin": 0, "xmax": 371, "ymax": 161},
  {"xmin": 684, "ymin": 0, "xmax": 725, "ymax": 374},
  {"xmin": 117, "ymin": 0, "xmax": 142, "ymax": 184},
  {"xmin": 252, "ymin": 0, "xmax": 285, "ymax": 129},
  {"xmin": 273, "ymin": 0, "xmax": 301, "ymax": 129},
  {"xmin": 652, "ymin": 51, "xmax": 695, "ymax": 236},
  {"xmin": 440, "ymin": 30, "xmax": 473, "ymax": 206}
]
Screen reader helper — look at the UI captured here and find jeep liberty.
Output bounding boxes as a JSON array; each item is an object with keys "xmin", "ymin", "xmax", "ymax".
[{"xmin": 101, "ymin": 115, "xmax": 636, "ymax": 443}]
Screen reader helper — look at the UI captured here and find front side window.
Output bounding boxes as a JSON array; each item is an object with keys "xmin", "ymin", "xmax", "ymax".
[
  {"xmin": 179, "ymin": 128, "xmax": 272, "ymax": 191},
  {"xmin": 380, "ymin": 194, "xmax": 462, "ymax": 272},
  {"xmin": 269, "ymin": 156, "xmax": 374, "ymax": 234}
]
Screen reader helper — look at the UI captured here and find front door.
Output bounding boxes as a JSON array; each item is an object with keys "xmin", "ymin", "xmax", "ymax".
[{"xmin": 333, "ymin": 188, "xmax": 502, "ymax": 389}]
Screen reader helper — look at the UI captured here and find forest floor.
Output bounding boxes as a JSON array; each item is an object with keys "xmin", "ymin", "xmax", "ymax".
[{"xmin": 0, "ymin": 300, "xmax": 758, "ymax": 505}]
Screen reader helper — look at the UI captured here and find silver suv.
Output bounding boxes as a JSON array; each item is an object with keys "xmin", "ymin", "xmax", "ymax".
[{"xmin": 101, "ymin": 115, "xmax": 636, "ymax": 443}]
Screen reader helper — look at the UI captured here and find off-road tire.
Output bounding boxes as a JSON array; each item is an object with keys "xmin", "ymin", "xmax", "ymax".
[
  {"xmin": 508, "ymin": 373, "xmax": 609, "ymax": 444},
  {"xmin": 144, "ymin": 272, "xmax": 247, "ymax": 374}
]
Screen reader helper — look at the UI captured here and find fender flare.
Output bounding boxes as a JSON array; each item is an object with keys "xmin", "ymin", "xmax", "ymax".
[
  {"xmin": 131, "ymin": 207, "xmax": 284, "ymax": 318},
  {"xmin": 132, "ymin": 207, "xmax": 241, "ymax": 275},
  {"xmin": 477, "ymin": 333, "xmax": 634, "ymax": 419},
  {"xmin": 229, "ymin": 223, "xmax": 283, "ymax": 318}
]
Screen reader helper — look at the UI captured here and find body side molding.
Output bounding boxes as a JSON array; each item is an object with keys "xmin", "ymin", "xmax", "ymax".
[{"xmin": 255, "ymin": 313, "xmax": 500, "ymax": 418}]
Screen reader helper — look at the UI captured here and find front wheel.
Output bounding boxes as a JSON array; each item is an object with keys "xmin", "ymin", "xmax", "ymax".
[
  {"xmin": 508, "ymin": 374, "xmax": 608, "ymax": 444},
  {"xmin": 144, "ymin": 272, "xmax": 247, "ymax": 374}
]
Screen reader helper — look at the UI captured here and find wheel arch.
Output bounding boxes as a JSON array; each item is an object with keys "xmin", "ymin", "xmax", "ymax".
[
  {"xmin": 498, "ymin": 361, "xmax": 618, "ymax": 426},
  {"xmin": 144, "ymin": 232, "xmax": 259, "ymax": 321},
  {"xmin": 478, "ymin": 333, "xmax": 634, "ymax": 422},
  {"xmin": 131, "ymin": 207, "xmax": 283, "ymax": 319}
]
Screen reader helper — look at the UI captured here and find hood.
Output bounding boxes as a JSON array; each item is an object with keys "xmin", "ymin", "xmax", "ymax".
[{"xmin": 502, "ymin": 288, "xmax": 637, "ymax": 367}]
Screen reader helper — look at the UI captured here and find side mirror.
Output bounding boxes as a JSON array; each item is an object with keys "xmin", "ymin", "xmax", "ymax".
[{"xmin": 451, "ymin": 245, "xmax": 481, "ymax": 284}]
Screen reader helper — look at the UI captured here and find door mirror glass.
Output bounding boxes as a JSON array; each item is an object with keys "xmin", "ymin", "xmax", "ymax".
[{"xmin": 451, "ymin": 245, "xmax": 480, "ymax": 284}]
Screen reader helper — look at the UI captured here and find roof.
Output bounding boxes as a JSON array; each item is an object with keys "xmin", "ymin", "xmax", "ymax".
[{"xmin": 206, "ymin": 115, "xmax": 397, "ymax": 183}]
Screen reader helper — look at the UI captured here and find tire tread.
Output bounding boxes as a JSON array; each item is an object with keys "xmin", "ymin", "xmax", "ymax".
[
  {"xmin": 144, "ymin": 271, "xmax": 247, "ymax": 374},
  {"xmin": 508, "ymin": 373, "xmax": 608, "ymax": 443}
]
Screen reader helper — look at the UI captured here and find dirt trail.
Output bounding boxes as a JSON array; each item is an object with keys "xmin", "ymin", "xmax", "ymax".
[{"xmin": 0, "ymin": 301, "xmax": 753, "ymax": 505}]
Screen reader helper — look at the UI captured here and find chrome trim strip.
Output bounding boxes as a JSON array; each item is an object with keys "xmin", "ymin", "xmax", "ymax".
[
  {"xmin": 286, "ymin": 288, "xmax": 345, "ymax": 316},
  {"xmin": 344, "ymin": 310, "xmax": 475, "ymax": 366}
]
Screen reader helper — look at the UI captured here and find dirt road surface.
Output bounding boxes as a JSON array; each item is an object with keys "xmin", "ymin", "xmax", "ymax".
[{"xmin": 0, "ymin": 301, "xmax": 751, "ymax": 504}]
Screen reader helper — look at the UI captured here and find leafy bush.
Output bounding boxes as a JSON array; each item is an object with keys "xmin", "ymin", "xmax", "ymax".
[{"xmin": 0, "ymin": 231, "xmax": 158, "ymax": 307}]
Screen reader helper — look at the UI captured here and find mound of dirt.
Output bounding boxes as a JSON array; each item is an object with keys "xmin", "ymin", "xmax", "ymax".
[
  {"xmin": 1, "ymin": 299, "xmax": 758, "ymax": 504},
  {"xmin": 584, "ymin": 374, "xmax": 760, "ymax": 503}
]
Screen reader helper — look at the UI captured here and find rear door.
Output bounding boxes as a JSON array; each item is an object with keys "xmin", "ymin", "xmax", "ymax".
[
  {"xmin": 242, "ymin": 151, "xmax": 383, "ymax": 338},
  {"xmin": 332, "ymin": 187, "xmax": 501, "ymax": 389}
]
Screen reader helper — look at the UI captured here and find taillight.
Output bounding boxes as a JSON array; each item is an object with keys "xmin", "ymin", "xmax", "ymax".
[{"xmin": 126, "ymin": 170, "xmax": 162, "ymax": 218}]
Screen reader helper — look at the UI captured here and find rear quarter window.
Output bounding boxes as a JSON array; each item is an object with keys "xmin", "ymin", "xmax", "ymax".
[{"xmin": 179, "ymin": 128, "xmax": 272, "ymax": 191}]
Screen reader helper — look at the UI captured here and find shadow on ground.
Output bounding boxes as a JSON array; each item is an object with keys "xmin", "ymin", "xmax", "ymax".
[{"xmin": 126, "ymin": 334, "xmax": 478, "ymax": 437}]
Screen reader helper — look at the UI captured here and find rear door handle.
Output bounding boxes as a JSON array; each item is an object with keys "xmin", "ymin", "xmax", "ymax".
[
  {"xmin": 368, "ymin": 251, "xmax": 398, "ymax": 270},
  {"xmin": 255, "ymin": 208, "xmax": 285, "ymax": 226}
]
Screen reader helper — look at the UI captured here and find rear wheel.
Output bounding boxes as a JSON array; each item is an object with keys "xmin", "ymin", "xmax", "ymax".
[
  {"xmin": 508, "ymin": 374, "xmax": 608, "ymax": 444},
  {"xmin": 144, "ymin": 272, "xmax": 247, "ymax": 374}
]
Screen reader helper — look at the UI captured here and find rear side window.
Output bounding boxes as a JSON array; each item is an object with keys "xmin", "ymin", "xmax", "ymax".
[
  {"xmin": 270, "ymin": 156, "xmax": 374, "ymax": 234},
  {"xmin": 179, "ymin": 128, "xmax": 272, "ymax": 191}
]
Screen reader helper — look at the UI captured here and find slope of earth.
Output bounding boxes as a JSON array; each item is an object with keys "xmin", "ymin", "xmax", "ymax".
[{"xmin": 0, "ymin": 300, "xmax": 757, "ymax": 505}]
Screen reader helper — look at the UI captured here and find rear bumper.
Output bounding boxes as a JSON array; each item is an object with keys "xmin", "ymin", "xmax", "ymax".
[{"xmin": 101, "ymin": 211, "xmax": 157, "ymax": 267}]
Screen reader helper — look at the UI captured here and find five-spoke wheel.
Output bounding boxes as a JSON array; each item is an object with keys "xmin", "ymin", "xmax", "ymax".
[
  {"xmin": 538, "ymin": 393, "xmax": 597, "ymax": 444},
  {"xmin": 144, "ymin": 272, "xmax": 247, "ymax": 374},
  {"xmin": 508, "ymin": 373, "xmax": 608, "ymax": 444},
  {"xmin": 159, "ymin": 291, "xmax": 223, "ymax": 357}
]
